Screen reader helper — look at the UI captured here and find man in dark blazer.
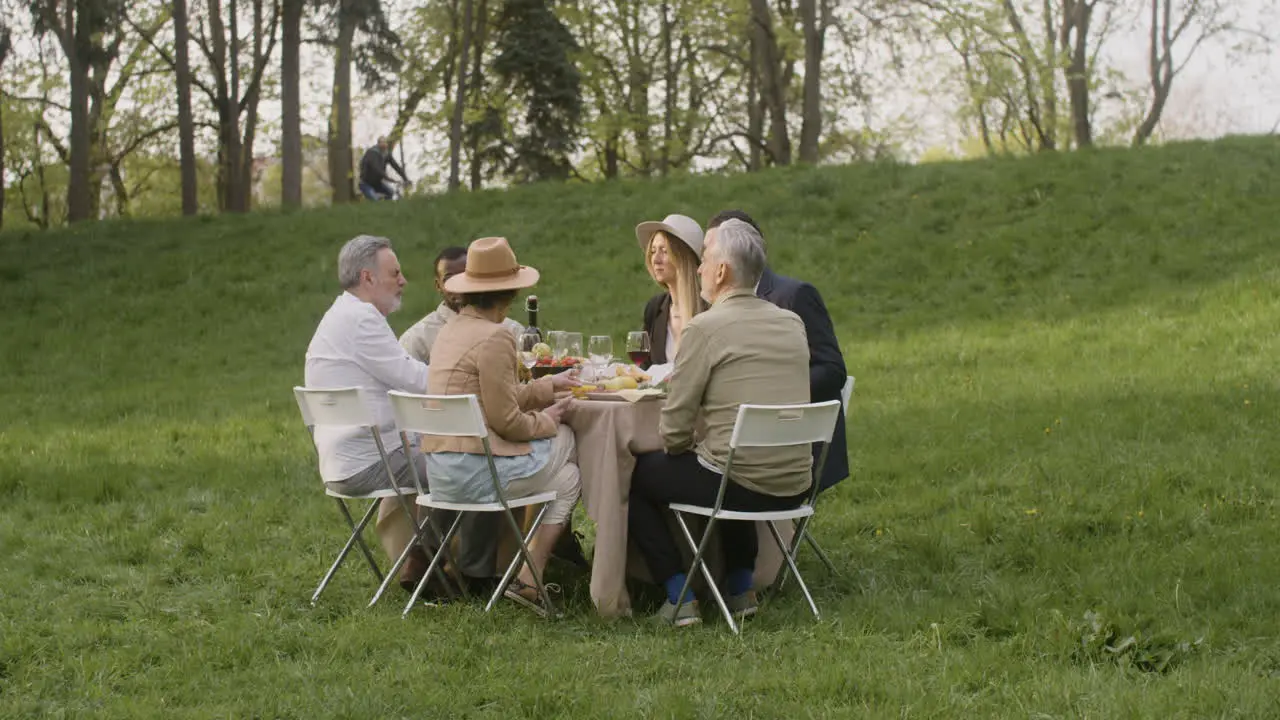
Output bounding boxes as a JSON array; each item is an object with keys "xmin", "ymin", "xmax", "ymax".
[{"xmin": 706, "ymin": 210, "xmax": 849, "ymax": 490}]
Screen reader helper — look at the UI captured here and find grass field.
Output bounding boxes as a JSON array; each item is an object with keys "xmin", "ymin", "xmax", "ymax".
[{"xmin": 2, "ymin": 136, "xmax": 1279, "ymax": 717}]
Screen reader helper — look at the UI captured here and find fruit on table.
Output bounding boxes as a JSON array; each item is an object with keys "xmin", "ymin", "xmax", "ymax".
[
  {"xmin": 601, "ymin": 376, "xmax": 638, "ymax": 391},
  {"xmin": 535, "ymin": 355, "xmax": 581, "ymax": 367},
  {"xmin": 532, "ymin": 342, "xmax": 552, "ymax": 359}
]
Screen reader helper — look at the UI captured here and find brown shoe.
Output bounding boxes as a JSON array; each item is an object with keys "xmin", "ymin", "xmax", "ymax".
[{"xmin": 398, "ymin": 546, "xmax": 431, "ymax": 593}]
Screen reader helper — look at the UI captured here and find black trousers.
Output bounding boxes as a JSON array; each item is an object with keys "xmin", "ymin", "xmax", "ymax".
[{"xmin": 628, "ymin": 450, "xmax": 807, "ymax": 586}]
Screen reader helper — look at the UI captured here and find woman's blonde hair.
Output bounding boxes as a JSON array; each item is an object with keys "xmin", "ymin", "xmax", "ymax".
[{"xmin": 645, "ymin": 231, "xmax": 703, "ymax": 326}]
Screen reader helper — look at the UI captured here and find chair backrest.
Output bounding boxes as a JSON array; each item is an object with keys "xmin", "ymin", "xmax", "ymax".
[
  {"xmin": 729, "ymin": 400, "xmax": 842, "ymax": 449},
  {"xmin": 293, "ymin": 386, "xmax": 373, "ymax": 429},
  {"xmin": 387, "ymin": 391, "xmax": 488, "ymax": 439},
  {"xmin": 840, "ymin": 376, "xmax": 855, "ymax": 413}
]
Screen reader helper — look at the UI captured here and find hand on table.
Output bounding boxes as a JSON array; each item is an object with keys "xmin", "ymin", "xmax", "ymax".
[
  {"xmin": 549, "ymin": 369, "xmax": 582, "ymax": 391},
  {"xmin": 542, "ymin": 395, "xmax": 574, "ymax": 425}
]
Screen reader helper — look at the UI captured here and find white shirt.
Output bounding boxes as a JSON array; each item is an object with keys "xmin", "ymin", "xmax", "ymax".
[
  {"xmin": 400, "ymin": 302, "xmax": 524, "ymax": 363},
  {"xmin": 304, "ymin": 292, "xmax": 429, "ymax": 482}
]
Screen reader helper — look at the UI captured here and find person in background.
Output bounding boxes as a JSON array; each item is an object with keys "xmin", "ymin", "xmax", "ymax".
[
  {"xmin": 629, "ymin": 219, "xmax": 813, "ymax": 627},
  {"xmin": 422, "ymin": 236, "xmax": 583, "ymax": 616},
  {"xmin": 634, "ymin": 214, "xmax": 709, "ymax": 365},
  {"xmin": 706, "ymin": 209, "xmax": 850, "ymax": 492},
  {"xmin": 400, "ymin": 246, "xmax": 523, "ymax": 365},
  {"xmin": 358, "ymin": 136, "xmax": 411, "ymax": 201}
]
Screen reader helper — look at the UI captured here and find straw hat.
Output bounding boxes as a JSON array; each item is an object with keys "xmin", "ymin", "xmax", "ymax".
[
  {"xmin": 443, "ymin": 237, "xmax": 540, "ymax": 293},
  {"xmin": 635, "ymin": 214, "xmax": 705, "ymax": 260}
]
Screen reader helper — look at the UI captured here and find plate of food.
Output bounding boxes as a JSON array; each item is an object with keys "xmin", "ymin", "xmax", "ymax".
[{"xmin": 572, "ymin": 366, "xmax": 667, "ymax": 401}]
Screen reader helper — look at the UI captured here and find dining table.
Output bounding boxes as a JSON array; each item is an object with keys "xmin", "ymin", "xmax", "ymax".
[{"xmin": 564, "ymin": 393, "xmax": 794, "ymax": 618}]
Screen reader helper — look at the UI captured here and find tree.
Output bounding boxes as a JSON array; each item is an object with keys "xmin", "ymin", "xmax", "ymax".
[
  {"xmin": 748, "ymin": 0, "xmax": 791, "ymax": 165},
  {"xmin": 448, "ymin": 0, "xmax": 473, "ymax": 191},
  {"xmin": 798, "ymin": 0, "xmax": 833, "ymax": 163},
  {"xmin": 280, "ymin": 0, "xmax": 302, "ymax": 207},
  {"xmin": 174, "ymin": 0, "xmax": 198, "ymax": 214},
  {"xmin": 320, "ymin": 0, "xmax": 399, "ymax": 203},
  {"xmin": 1131, "ymin": 0, "xmax": 1261, "ymax": 146},
  {"xmin": 27, "ymin": 0, "xmax": 128, "ymax": 222},
  {"xmin": 492, "ymin": 0, "xmax": 582, "ymax": 182},
  {"xmin": 0, "ymin": 22, "xmax": 11, "ymax": 231}
]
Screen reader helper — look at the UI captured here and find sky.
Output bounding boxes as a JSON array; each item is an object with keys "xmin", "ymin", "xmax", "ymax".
[{"xmin": 5, "ymin": 0, "xmax": 1277, "ymax": 184}]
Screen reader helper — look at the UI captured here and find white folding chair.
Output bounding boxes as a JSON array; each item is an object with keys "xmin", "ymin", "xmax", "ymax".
[
  {"xmin": 784, "ymin": 375, "xmax": 856, "ymax": 583},
  {"xmin": 669, "ymin": 400, "xmax": 842, "ymax": 634},
  {"xmin": 382, "ymin": 391, "xmax": 559, "ymax": 619},
  {"xmin": 293, "ymin": 386, "xmax": 427, "ymax": 606}
]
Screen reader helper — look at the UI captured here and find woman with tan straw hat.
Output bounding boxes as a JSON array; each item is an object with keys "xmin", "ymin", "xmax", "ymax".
[
  {"xmin": 636, "ymin": 214, "xmax": 709, "ymax": 365},
  {"xmin": 420, "ymin": 236, "xmax": 582, "ymax": 616}
]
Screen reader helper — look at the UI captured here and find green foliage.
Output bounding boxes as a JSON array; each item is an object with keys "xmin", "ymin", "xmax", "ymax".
[
  {"xmin": 493, "ymin": 0, "xmax": 583, "ymax": 182},
  {"xmin": 2, "ymin": 137, "xmax": 1280, "ymax": 715}
]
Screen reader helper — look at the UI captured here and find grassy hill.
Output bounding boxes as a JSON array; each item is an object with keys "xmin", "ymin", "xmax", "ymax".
[{"xmin": 2, "ymin": 136, "xmax": 1279, "ymax": 716}]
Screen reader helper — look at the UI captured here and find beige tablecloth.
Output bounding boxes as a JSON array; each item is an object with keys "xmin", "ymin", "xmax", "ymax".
[{"xmin": 565, "ymin": 397, "xmax": 792, "ymax": 617}]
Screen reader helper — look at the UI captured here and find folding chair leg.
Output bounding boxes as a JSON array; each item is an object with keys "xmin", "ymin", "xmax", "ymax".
[
  {"xmin": 768, "ymin": 521, "xmax": 820, "ymax": 620},
  {"xmin": 673, "ymin": 512, "xmax": 737, "ymax": 634},
  {"xmin": 402, "ymin": 512, "xmax": 465, "ymax": 617},
  {"xmin": 312, "ymin": 498, "xmax": 382, "ymax": 606},
  {"xmin": 488, "ymin": 504, "xmax": 555, "ymax": 616},
  {"xmin": 369, "ymin": 530, "xmax": 419, "ymax": 608},
  {"xmin": 804, "ymin": 532, "xmax": 838, "ymax": 576}
]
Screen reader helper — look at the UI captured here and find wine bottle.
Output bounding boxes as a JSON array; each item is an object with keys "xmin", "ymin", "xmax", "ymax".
[{"xmin": 524, "ymin": 295, "xmax": 542, "ymax": 342}]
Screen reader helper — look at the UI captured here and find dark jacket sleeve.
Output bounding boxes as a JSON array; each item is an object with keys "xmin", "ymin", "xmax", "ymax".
[
  {"xmin": 642, "ymin": 292, "xmax": 669, "ymax": 365},
  {"xmin": 387, "ymin": 155, "xmax": 407, "ymax": 181},
  {"xmin": 791, "ymin": 283, "xmax": 846, "ymax": 402}
]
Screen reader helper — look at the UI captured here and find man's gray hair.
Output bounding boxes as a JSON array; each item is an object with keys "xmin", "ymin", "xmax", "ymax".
[
  {"xmin": 714, "ymin": 218, "xmax": 767, "ymax": 289},
  {"xmin": 338, "ymin": 234, "xmax": 392, "ymax": 289}
]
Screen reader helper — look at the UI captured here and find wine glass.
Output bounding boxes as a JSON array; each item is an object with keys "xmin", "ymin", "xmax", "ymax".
[
  {"xmin": 625, "ymin": 331, "xmax": 651, "ymax": 369},
  {"xmin": 548, "ymin": 330, "xmax": 567, "ymax": 360},
  {"xmin": 588, "ymin": 335, "xmax": 613, "ymax": 381},
  {"xmin": 563, "ymin": 332, "xmax": 583, "ymax": 363},
  {"xmin": 518, "ymin": 330, "xmax": 541, "ymax": 373}
]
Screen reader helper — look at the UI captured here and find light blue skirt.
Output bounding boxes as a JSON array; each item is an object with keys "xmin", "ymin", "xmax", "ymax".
[{"xmin": 424, "ymin": 438, "xmax": 553, "ymax": 504}]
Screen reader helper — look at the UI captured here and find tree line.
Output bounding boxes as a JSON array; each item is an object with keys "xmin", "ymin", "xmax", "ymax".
[{"xmin": 0, "ymin": 0, "xmax": 1271, "ymax": 230}]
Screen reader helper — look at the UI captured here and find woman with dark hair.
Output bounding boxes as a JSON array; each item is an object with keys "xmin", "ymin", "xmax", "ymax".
[
  {"xmin": 422, "ymin": 237, "xmax": 582, "ymax": 616},
  {"xmin": 635, "ymin": 214, "xmax": 708, "ymax": 365}
]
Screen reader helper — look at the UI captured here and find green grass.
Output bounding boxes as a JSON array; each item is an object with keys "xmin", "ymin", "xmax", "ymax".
[{"xmin": 3, "ymin": 136, "xmax": 1280, "ymax": 717}]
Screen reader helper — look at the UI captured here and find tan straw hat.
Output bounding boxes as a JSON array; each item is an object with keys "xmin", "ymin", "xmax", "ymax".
[
  {"xmin": 443, "ymin": 237, "xmax": 540, "ymax": 293},
  {"xmin": 635, "ymin": 214, "xmax": 705, "ymax": 260}
]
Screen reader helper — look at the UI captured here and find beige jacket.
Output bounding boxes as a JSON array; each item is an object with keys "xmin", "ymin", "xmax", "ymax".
[
  {"xmin": 420, "ymin": 307, "xmax": 557, "ymax": 456},
  {"xmin": 661, "ymin": 288, "xmax": 813, "ymax": 496}
]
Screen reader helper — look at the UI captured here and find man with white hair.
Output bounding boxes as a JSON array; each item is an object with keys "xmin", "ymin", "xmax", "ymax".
[
  {"xmin": 304, "ymin": 235, "xmax": 489, "ymax": 597},
  {"xmin": 628, "ymin": 219, "xmax": 814, "ymax": 627}
]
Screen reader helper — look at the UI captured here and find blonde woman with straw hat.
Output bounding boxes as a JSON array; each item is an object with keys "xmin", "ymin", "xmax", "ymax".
[
  {"xmin": 636, "ymin": 214, "xmax": 709, "ymax": 366},
  {"xmin": 421, "ymin": 236, "xmax": 582, "ymax": 616}
]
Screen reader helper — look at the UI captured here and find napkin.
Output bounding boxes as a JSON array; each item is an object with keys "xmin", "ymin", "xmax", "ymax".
[
  {"xmin": 613, "ymin": 388, "xmax": 666, "ymax": 403},
  {"xmin": 646, "ymin": 363, "xmax": 674, "ymax": 384}
]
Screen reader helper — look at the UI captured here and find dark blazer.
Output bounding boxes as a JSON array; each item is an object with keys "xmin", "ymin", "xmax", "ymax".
[
  {"xmin": 756, "ymin": 267, "xmax": 850, "ymax": 490},
  {"xmin": 642, "ymin": 292, "xmax": 710, "ymax": 366},
  {"xmin": 642, "ymin": 292, "xmax": 674, "ymax": 366}
]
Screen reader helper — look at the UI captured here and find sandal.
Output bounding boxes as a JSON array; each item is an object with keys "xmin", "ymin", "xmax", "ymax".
[{"xmin": 503, "ymin": 579, "xmax": 560, "ymax": 618}]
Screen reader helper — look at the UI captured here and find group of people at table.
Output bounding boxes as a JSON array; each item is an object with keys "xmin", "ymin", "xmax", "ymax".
[{"xmin": 303, "ymin": 209, "xmax": 849, "ymax": 626}]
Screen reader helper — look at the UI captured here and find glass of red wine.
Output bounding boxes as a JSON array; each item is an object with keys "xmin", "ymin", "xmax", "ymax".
[{"xmin": 626, "ymin": 330, "xmax": 651, "ymax": 369}]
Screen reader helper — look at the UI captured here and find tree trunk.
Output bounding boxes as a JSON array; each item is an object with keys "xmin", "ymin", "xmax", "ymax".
[
  {"xmin": 798, "ymin": 0, "xmax": 825, "ymax": 164},
  {"xmin": 281, "ymin": 0, "xmax": 303, "ymax": 207},
  {"xmin": 174, "ymin": 0, "xmax": 199, "ymax": 214},
  {"xmin": 0, "ymin": 27, "xmax": 8, "ymax": 231},
  {"xmin": 749, "ymin": 0, "xmax": 790, "ymax": 165},
  {"xmin": 238, "ymin": 0, "xmax": 266, "ymax": 209},
  {"xmin": 1062, "ymin": 0, "xmax": 1093, "ymax": 148},
  {"xmin": 66, "ymin": 6, "xmax": 93, "ymax": 222},
  {"xmin": 109, "ymin": 164, "xmax": 129, "ymax": 217},
  {"xmin": 1134, "ymin": 0, "xmax": 1173, "ymax": 146},
  {"xmin": 658, "ymin": 1, "xmax": 674, "ymax": 176},
  {"xmin": 449, "ymin": 0, "xmax": 474, "ymax": 191},
  {"xmin": 328, "ymin": 6, "xmax": 356, "ymax": 203},
  {"xmin": 747, "ymin": 33, "xmax": 763, "ymax": 171},
  {"xmin": 468, "ymin": 0, "xmax": 488, "ymax": 190}
]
